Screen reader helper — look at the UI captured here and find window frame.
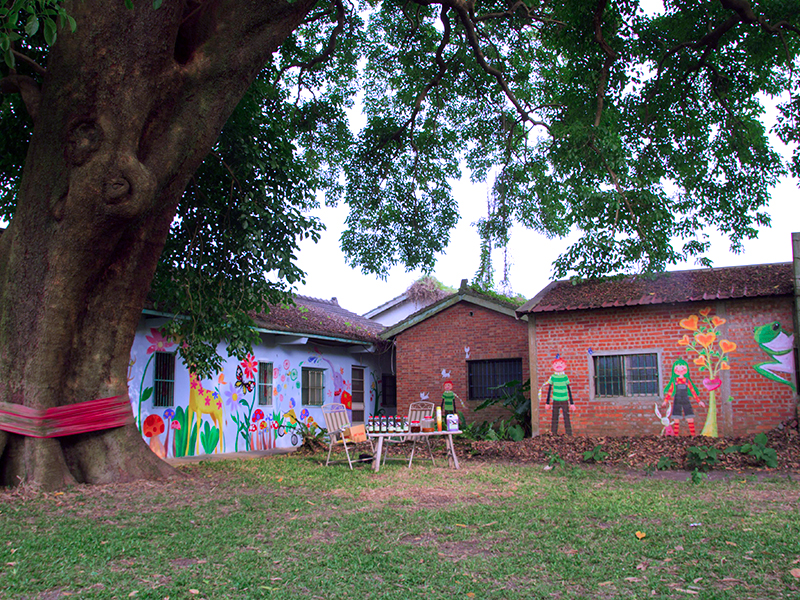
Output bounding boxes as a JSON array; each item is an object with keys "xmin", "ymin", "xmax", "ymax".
[
  {"xmin": 467, "ymin": 358, "xmax": 524, "ymax": 401},
  {"xmin": 257, "ymin": 361, "xmax": 273, "ymax": 406},
  {"xmin": 351, "ymin": 365, "xmax": 365, "ymax": 421},
  {"xmin": 351, "ymin": 366, "xmax": 365, "ymax": 406},
  {"xmin": 153, "ymin": 351, "xmax": 176, "ymax": 408},
  {"xmin": 302, "ymin": 367, "xmax": 325, "ymax": 407},
  {"xmin": 588, "ymin": 349, "xmax": 663, "ymax": 401}
]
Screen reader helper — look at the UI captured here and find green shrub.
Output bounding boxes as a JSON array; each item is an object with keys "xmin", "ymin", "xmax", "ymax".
[
  {"xmin": 688, "ymin": 469, "xmax": 706, "ymax": 485},
  {"xmin": 685, "ymin": 445, "xmax": 720, "ymax": 471},
  {"xmin": 475, "ymin": 379, "xmax": 531, "ymax": 437},
  {"xmin": 298, "ymin": 421, "xmax": 327, "ymax": 453},
  {"xmin": 545, "ymin": 451, "xmax": 565, "ymax": 469},
  {"xmin": 459, "ymin": 417, "xmax": 525, "ymax": 441},
  {"xmin": 724, "ymin": 432, "xmax": 778, "ymax": 468},
  {"xmin": 582, "ymin": 444, "xmax": 608, "ymax": 463},
  {"xmin": 656, "ymin": 456, "xmax": 677, "ymax": 471}
]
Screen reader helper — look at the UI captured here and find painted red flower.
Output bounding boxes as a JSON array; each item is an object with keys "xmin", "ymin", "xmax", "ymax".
[
  {"xmin": 146, "ymin": 328, "xmax": 175, "ymax": 354},
  {"xmin": 241, "ymin": 354, "xmax": 258, "ymax": 379}
]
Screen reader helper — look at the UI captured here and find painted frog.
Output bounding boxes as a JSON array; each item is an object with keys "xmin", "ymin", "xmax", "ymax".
[{"xmin": 753, "ymin": 321, "xmax": 796, "ymax": 392}]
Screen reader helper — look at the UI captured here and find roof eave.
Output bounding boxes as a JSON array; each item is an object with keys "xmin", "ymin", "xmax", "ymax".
[
  {"xmin": 142, "ymin": 309, "xmax": 377, "ymax": 347},
  {"xmin": 380, "ymin": 290, "xmax": 524, "ymax": 339}
]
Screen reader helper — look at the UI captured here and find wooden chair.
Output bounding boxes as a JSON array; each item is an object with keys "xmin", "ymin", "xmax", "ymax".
[
  {"xmin": 406, "ymin": 400, "xmax": 436, "ymax": 468},
  {"xmin": 322, "ymin": 403, "xmax": 374, "ymax": 469}
]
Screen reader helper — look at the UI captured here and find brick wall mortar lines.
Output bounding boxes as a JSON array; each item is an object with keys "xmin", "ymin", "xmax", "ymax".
[
  {"xmin": 395, "ymin": 302, "xmax": 529, "ymax": 423},
  {"xmin": 532, "ymin": 298, "xmax": 797, "ymax": 437}
]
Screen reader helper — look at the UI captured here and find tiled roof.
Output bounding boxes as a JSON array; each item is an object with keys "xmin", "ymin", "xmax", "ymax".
[
  {"xmin": 252, "ymin": 295, "xmax": 385, "ymax": 343},
  {"xmin": 517, "ymin": 263, "xmax": 794, "ymax": 316}
]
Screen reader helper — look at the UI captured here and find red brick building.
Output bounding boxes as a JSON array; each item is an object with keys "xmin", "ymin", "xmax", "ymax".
[
  {"xmin": 381, "ymin": 281, "xmax": 529, "ymax": 424},
  {"xmin": 516, "ymin": 263, "xmax": 798, "ymax": 437}
]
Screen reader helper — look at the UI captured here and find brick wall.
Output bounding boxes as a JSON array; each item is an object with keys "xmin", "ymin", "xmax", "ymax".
[
  {"xmin": 394, "ymin": 301, "xmax": 529, "ymax": 424},
  {"xmin": 532, "ymin": 297, "xmax": 797, "ymax": 437}
]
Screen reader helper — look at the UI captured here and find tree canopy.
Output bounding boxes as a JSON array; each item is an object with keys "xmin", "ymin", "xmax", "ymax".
[{"xmin": 1, "ymin": 0, "xmax": 798, "ymax": 377}]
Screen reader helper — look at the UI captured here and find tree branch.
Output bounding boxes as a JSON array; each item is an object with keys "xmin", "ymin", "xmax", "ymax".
[
  {"xmin": 11, "ymin": 50, "xmax": 46, "ymax": 76},
  {"xmin": 0, "ymin": 74, "xmax": 41, "ymax": 121},
  {"xmin": 592, "ymin": 0, "xmax": 617, "ymax": 128},
  {"xmin": 588, "ymin": 141, "xmax": 647, "ymax": 246},
  {"xmin": 274, "ymin": 0, "xmax": 346, "ymax": 82}
]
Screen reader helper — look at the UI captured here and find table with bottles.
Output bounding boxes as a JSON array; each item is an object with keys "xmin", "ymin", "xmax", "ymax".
[{"xmin": 365, "ymin": 415, "xmax": 461, "ymax": 473}]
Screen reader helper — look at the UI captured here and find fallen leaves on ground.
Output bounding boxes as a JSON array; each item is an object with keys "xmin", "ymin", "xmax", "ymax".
[{"xmin": 460, "ymin": 419, "xmax": 800, "ymax": 472}]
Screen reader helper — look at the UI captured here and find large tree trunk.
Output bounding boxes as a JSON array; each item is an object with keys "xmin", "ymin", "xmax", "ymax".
[{"xmin": 0, "ymin": 0, "xmax": 315, "ymax": 490}]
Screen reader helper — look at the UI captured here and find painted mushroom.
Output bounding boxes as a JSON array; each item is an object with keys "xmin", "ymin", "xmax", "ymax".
[
  {"xmin": 259, "ymin": 419, "xmax": 269, "ymax": 450},
  {"xmin": 162, "ymin": 409, "xmax": 175, "ymax": 457},
  {"xmin": 170, "ymin": 420, "xmax": 181, "ymax": 457},
  {"xmin": 249, "ymin": 422, "xmax": 259, "ymax": 450},
  {"xmin": 142, "ymin": 414, "xmax": 166, "ymax": 459}
]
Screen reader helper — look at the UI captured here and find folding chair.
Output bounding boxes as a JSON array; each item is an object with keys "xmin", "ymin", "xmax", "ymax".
[
  {"xmin": 322, "ymin": 403, "xmax": 374, "ymax": 469},
  {"xmin": 407, "ymin": 401, "xmax": 436, "ymax": 468}
]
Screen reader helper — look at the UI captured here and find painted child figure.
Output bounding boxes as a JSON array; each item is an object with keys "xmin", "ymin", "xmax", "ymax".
[
  {"xmin": 545, "ymin": 358, "xmax": 575, "ymax": 435},
  {"xmin": 441, "ymin": 380, "xmax": 464, "ymax": 416},
  {"xmin": 663, "ymin": 359, "xmax": 705, "ymax": 436}
]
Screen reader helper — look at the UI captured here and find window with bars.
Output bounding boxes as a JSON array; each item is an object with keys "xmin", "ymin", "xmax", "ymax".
[
  {"xmin": 153, "ymin": 351, "xmax": 175, "ymax": 407},
  {"xmin": 258, "ymin": 362, "xmax": 273, "ymax": 406},
  {"xmin": 468, "ymin": 358, "xmax": 523, "ymax": 400},
  {"xmin": 592, "ymin": 353, "xmax": 659, "ymax": 398},
  {"xmin": 302, "ymin": 367, "xmax": 325, "ymax": 406}
]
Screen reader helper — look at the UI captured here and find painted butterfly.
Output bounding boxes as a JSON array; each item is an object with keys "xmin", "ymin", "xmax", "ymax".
[{"xmin": 235, "ymin": 365, "xmax": 255, "ymax": 393}]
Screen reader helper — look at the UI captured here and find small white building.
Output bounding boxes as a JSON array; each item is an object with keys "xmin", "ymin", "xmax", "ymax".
[
  {"xmin": 363, "ymin": 277, "xmax": 451, "ymax": 327},
  {"xmin": 129, "ymin": 296, "xmax": 392, "ymax": 458}
]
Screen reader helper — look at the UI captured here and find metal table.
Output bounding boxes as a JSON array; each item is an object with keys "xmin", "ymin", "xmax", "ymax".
[{"xmin": 368, "ymin": 429, "xmax": 462, "ymax": 473}]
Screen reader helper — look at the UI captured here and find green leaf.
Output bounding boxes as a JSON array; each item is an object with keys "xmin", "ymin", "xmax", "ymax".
[
  {"xmin": 43, "ymin": 17, "xmax": 56, "ymax": 46},
  {"xmin": 3, "ymin": 47, "xmax": 14, "ymax": 69},
  {"xmin": 153, "ymin": 0, "xmax": 163, "ymax": 8},
  {"xmin": 24, "ymin": 15, "xmax": 38, "ymax": 37},
  {"xmin": 141, "ymin": 387, "xmax": 154, "ymax": 402}
]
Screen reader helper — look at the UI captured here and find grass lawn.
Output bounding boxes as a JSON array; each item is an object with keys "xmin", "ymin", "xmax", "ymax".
[{"xmin": 1, "ymin": 453, "xmax": 799, "ymax": 599}]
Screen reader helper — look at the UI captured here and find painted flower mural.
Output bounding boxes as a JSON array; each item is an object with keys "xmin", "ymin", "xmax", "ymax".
[
  {"xmin": 677, "ymin": 307, "xmax": 737, "ymax": 437},
  {"xmin": 241, "ymin": 353, "xmax": 258, "ymax": 380},
  {"xmin": 146, "ymin": 328, "xmax": 175, "ymax": 354},
  {"xmin": 136, "ymin": 328, "xmax": 176, "ymax": 431},
  {"xmin": 228, "ymin": 356, "xmax": 259, "ymax": 452}
]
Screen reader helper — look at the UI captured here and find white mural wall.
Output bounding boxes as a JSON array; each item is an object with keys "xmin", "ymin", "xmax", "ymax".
[{"xmin": 128, "ymin": 317, "xmax": 386, "ymax": 458}]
